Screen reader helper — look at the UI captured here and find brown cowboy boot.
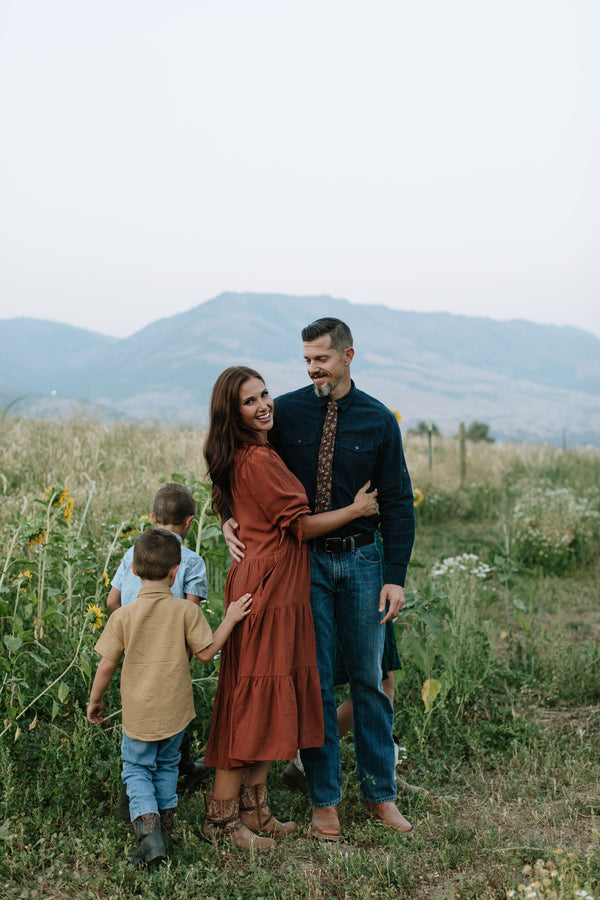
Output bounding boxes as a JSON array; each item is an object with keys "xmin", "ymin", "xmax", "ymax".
[
  {"xmin": 364, "ymin": 800, "xmax": 413, "ymax": 834},
  {"xmin": 202, "ymin": 792, "xmax": 276, "ymax": 850},
  {"xmin": 239, "ymin": 783, "xmax": 297, "ymax": 835}
]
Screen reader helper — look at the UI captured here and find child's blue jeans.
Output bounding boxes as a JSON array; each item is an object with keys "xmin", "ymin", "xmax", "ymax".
[{"xmin": 121, "ymin": 729, "xmax": 185, "ymax": 821}]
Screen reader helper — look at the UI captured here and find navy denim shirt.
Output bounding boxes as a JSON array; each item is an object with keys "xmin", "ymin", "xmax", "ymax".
[{"xmin": 270, "ymin": 381, "xmax": 415, "ymax": 587}]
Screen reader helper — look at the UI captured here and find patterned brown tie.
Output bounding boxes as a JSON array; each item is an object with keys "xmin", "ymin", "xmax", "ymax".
[{"xmin": 314, "ymin": 399, "xmax": 338, "ymax": 513}]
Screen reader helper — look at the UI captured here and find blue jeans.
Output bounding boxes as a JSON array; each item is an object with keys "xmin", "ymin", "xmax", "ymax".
[
  {"xmin": 121, "ymin": 729, "xmax": 185, "ymax": 821},
  {"xmin": 300, "ymin": 542, "xmax": 396, "ymax": 806}
]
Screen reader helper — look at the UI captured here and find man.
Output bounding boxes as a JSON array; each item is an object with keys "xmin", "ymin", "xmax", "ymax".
[{"xmin": 226, "ymin": 318, "xmax": 415, "ymax": 840}]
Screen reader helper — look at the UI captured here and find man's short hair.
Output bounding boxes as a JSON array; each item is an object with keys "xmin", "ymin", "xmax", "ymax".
[
  {"xmin": 153, "ymin": 482, "xmax": 196, "ymax": 525},
  {"xmin": 301, "ymin": 318, "xmax": 353, "ymax": 353},
  {"xmin": 133, "ymin": 528, "xmax": 181, "ymax": 581}
]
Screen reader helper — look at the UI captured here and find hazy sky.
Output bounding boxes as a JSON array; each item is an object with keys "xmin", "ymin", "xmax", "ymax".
[{"xmin": 1, "ymin": 1, "xmax": 599, "ymax": 338}]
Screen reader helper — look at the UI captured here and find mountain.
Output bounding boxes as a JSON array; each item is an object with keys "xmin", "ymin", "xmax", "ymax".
[
  {"xmin": 0, "ymin": 319, "xmax": 116, "ymax": 395},
  {"xmin": 1, "ymin": 293, "xmax": 599, "ymax": 444}
]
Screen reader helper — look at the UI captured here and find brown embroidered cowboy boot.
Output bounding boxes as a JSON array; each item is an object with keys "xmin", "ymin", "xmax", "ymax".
[
  {"xmin": 203, "ymin": 792, "xmax": 276, "ymax": 850},
  {"xmin": 239, "ymin": 783, "xmax": 297, "ymax": 835}
]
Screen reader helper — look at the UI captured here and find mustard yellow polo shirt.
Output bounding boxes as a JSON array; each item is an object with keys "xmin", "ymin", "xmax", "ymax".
[{"xmin": 95, "ymin": 583, "xmax": 213, "ymax": 741}]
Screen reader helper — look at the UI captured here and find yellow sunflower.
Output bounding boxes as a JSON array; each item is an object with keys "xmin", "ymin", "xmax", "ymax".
[{"xmin": 86, "ymin": 603, "xmax": 106, "ymax": 631}]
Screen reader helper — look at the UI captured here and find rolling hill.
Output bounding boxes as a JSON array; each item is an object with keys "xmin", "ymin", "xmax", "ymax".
[{"xmin": 1, "ymin": 293, "xmax": 599, "ymax": 444}]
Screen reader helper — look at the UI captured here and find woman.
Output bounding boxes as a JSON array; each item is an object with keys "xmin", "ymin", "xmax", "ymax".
[{"xmin": 202, "ymin": 367, "xmax": 378, "ymax": 850}]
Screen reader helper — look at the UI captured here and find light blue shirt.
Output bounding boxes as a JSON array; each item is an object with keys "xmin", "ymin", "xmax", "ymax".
[{"xmin": 111, "ymin": 533, "xmax": 208, "ymax": 607}]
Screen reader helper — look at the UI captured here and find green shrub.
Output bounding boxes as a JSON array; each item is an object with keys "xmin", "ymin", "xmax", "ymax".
[{"xmin": 510, "ymin": 482, "xmax": 600, "ymax": 573}]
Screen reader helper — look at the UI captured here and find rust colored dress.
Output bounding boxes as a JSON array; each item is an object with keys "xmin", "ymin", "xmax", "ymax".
[{"xmin": 204, "ymin": 443, "xmax": 324, "ymax": 768}]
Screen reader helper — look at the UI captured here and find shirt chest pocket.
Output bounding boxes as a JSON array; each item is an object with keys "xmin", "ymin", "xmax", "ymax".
[
  {"xmin": 283, "ymin": 431, "xmax": 319, "ymax": 449},
  {"xmin": 279, "ymin": 431, "xmax": 320, "ymax": 481},
  {"xmin": 336, "ymin": 435, "xmax": 377, "ymax": 485}
]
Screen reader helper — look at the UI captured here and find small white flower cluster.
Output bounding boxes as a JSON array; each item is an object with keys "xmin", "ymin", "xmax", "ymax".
[
  {"xmin": 430, "ymin": 553, "xmax": 492, "ymax": 579},
  {"xmin": 507, "ymin": 887, "xmax": 593, "ymax": 900},
  {"xmin": 505, "ymin": 856, "xmax": 593, "ymax": 900},
  {"xmin": 511, "ymin": 483, "xmax": 600, "ymax": 571},
  {"xmin": 514, "ymin": 485, "xmax": 600, "ymax": 533}
]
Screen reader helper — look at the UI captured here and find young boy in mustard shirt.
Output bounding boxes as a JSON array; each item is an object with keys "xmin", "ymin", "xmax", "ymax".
[
  {"xmin": 107, "ymin": 482, "xmax": 210, "ymax": 802},
  {"xmin": 87, "ymin": 528, "xmax": 251, "ymax": 867}
]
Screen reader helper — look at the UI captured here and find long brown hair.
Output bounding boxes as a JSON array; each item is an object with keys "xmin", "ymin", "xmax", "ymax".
[{"xmin": 203, "ymin": 366, "xmax": 266, "ymax": 519}]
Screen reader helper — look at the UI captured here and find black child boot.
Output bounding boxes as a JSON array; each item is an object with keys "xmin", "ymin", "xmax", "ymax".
[{"xmin": 130, "ymin": 813, "xmax": 166, "ymax": 867}]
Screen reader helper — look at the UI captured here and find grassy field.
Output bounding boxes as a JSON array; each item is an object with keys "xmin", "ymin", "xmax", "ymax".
[{"xmin": 1, "ymin": 418, "xmax": 599, "ymax": 899}]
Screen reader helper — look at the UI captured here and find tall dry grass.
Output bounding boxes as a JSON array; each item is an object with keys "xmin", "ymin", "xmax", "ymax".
[{"xmin": 0, "ymin": 418, "xmax": 209, "ymax": 537}]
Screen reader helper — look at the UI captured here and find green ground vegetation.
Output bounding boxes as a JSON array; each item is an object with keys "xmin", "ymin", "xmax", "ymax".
[{"xmin": 1, "ymin": 419, "xmax": 599, "ymax": 899}]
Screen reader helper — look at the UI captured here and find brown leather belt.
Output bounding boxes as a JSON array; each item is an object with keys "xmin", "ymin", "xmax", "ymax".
[{"xmin": 313, "ymin": 534, "xmax": 375, "ymax": 553}]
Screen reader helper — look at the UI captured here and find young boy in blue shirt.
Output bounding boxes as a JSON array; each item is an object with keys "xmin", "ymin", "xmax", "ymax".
[{"xmin": 107, "ymin": 482, "xmax": 207, "ymax": 611}]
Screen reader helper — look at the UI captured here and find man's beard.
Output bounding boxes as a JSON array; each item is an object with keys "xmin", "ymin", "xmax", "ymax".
[{"xmin": 313, "ymin": 381, "xmax": 332, "ymax": 398}]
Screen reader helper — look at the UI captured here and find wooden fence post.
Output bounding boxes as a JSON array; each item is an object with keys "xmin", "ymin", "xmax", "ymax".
[
  {"xmin": 459, "ymin": 421, "xmax": 466, "ymax": 486},
  {"xmin": 428, "ymin": 421, "xmax": 433, "ymax": 470}
]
